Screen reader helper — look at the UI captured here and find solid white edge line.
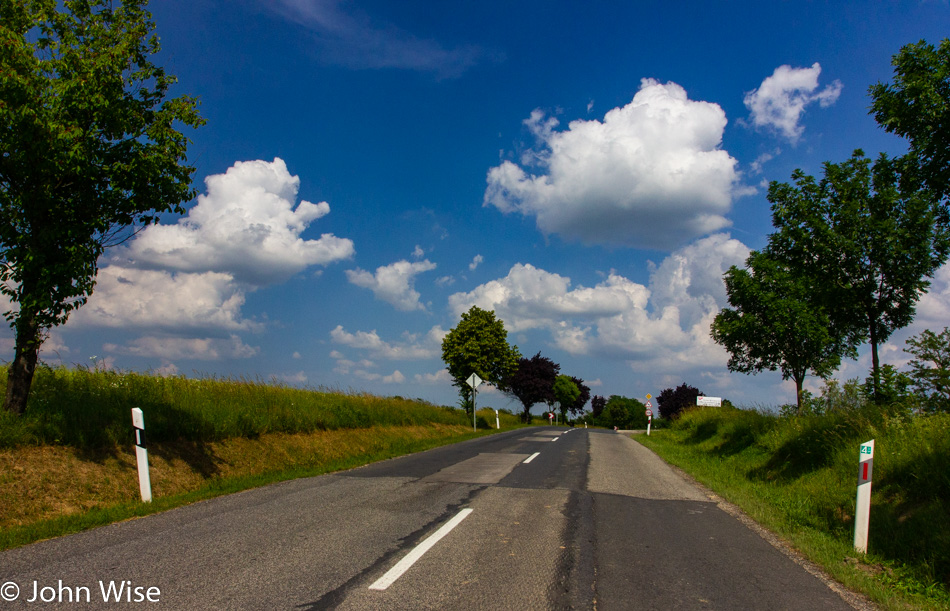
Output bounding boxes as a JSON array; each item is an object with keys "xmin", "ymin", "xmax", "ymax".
[
  {"xmin": 523, "ymin": 452, "xmax": 541, "ymax": 464},
  {"xmin": 368, "ymin": 508, "xmax": 474, "ymax": 591},
  {"xmin": 551, "ymin": 436, "xmax": 559, "ymax": 441}
]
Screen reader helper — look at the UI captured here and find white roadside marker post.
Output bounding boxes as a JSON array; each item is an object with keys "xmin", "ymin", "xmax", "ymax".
[
  {"xmin": 131, "ymin": 408, "xmax": 152, "ymax": 503},
  {"xmin": 495, "ymin": 409, "xmax": 500, "ymax": 430},
  {"xmin": 645, "ymin": 393, "xmax": 654, "ymax": 435},
  {"xmin": 854, "ymin": 439, "xmax": 874, "ymax": 553}
]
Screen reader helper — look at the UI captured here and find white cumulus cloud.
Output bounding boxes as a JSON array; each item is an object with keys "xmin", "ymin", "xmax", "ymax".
[
  {"xmin": 744, "ymin": 63, "xmax": 842, "ymax": 142},
  {"xmin": 72, "ymin": 267, "xmax": 257, "ymax": 331},
  {"xmin": 346, "ymin": 259, "xmax": 437, "ymax": 311},
  {"xmin": 64, "ymin": 158, "xmax": 355, "ymax": 363},
  {"xmin": 121, "ymin": 158, "xmax": 354, "ymax": 285},
  {"xmin": 484, "ymin": 79, "xmax": 740, "ymax": 250},
  {"xmin": 448, "ymin": 234, "xmax": 750, "ymax": 370}
]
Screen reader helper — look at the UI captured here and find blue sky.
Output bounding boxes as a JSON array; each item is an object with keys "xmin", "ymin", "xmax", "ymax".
[{"xmin": 6, "ymin": 0, "xmax": 950, "ymax": 412}]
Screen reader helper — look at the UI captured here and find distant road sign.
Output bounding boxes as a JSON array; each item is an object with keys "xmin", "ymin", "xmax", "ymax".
[
  {"xmin": 645, "ymin": 401, "xmax": 652, "ymax": 409},
  {"xmin": 466, "ymin": 373, "xmax": 483, "ymax": 389},
  {"xmin": 645, "ymin": 409, "xmax": 653, "ymax": 417}
]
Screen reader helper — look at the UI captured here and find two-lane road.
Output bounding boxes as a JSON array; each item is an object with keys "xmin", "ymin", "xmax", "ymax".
[{"xmin": 0, "ymin": 428, "xmax": 859, "ymax": 609}]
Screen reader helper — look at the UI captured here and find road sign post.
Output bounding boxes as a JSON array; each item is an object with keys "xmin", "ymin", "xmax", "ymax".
[
  {"xmin": 131, "ymin": 408, "xmax": 152, "ymax": 502},
  {"xmin": 466, "ymin": 373, "xmax": 483, "ymax": 432},
  {"xmin": 645, "ymin": 400, "xmax": 654, "ymax": 436},
  {"xmin": 854, "ymin": 439, "xmax": 875, "ymax": 553}
]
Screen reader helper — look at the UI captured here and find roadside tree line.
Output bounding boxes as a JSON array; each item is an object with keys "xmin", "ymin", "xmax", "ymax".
[
  {"xmin": 439, "ymin": 305, "xmax": 591, "ymax": 423},
  {"xmin": 712, "ymin": 38, "xmax": 950, "ymax": 414}
]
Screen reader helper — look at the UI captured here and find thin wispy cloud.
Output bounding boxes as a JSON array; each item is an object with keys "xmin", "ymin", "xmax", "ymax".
[{"xmin": 271, "ymin": 0, "xmax": 500, "ymax": 78}]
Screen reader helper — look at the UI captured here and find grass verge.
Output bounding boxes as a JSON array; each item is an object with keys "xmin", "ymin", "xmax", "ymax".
[
  {"xmin": 635, "ymin": 406, "xmax": 950, "ymax": 611},
  {"xmin": 0, "ymin": 423, "xmax": 496, "ymax": 551},
  {"xmin": 0, "ymin": 366, "xmax": 533, "ymax": 550}
]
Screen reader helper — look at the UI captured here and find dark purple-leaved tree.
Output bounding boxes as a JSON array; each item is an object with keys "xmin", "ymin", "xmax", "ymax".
[
  {"xmin": 590, "ymin": 395, "xmax": 606, "ymax": 419},
  {"xmin": 503, "ymin": 352, "xmax": 559, "ymax": 423},
  {"xmin": 567, "ymin": 376, "xmax": 590, "ymax": 416},
  {"xmin": 657, "ymin": 383, "xmax": 704, "ymax": 420}
]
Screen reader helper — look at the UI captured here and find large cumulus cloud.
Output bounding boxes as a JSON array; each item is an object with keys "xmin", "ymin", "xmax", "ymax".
[
  {"xmin": 448, "ymin": 234, "xmax": 750, "ymax": 370},
  {"xmin": 484, "ymin": 79, "xmax": 741, "ymax": 249},
  {"xmin": 71, "ymin": 158, "xmax": 355, "ymax": 363}
]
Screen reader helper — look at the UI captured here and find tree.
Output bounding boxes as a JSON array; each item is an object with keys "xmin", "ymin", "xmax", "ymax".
[
  {"xmin": 767, "ymin": 150, "xmax": 949, "ymax": 401},
  {"xmin": 870, "ymin": 38, "xmax": 950, "ymax": 202},
  {"xmin": 590, "ymin": 395, "xmax": 606, "ymax": 419},
  {"xmin": 711, "ymin": 250, "xmax": 851, "ymax": 412},
  {"xmin": 0, "ymin": 0, "xmax": 204, "ymax": 414},
  {"xmin": 656, "ymin": 383, "xmax": 703, "ymax": 420},
  {"xmin": 503, "ymin": 351, "xmax": 559, "ymax": 423},
  {"xmin": 904, "ymin": 327, "xmax": 950, "ymax": 413},
  {"xmin": 552, "ymin": 375, "xmax": 579, "ymax": 420},
  {"xmin": 599, "ymin": 395, "xmax": 646, "ymax": 430},
  {"xmin": 441, "ymin": 305, "xmax": 520, "ymax": 415},
  {"xmin": 567, "ymin": 376, "xmax": 590, "ymax": 416}
]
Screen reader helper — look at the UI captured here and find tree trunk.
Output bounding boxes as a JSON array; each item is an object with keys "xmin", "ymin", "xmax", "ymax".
[
  {"xmin": 869, "ymin": 320, "xmax": 881, "ymax": 404},
  {"xmin": 3, "ymin": 313, "xmax": 41, "ymax": 415},
  {"xmin": 795, "ymin": 374, "xmax": 805, "ymax": 414}
]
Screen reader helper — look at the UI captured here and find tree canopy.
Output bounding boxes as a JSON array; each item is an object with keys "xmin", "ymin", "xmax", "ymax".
[
  {"xmin": 712, "ymin": 250, "xmax": 850, "ymax": 412},
  {"xmin": 870, "ymin": 38, "xmax": 950, "ymax": 202},
  {"xmin": 566, "ymin": 376, "xmax": 590, "ymax": 416},
  {"xmin": 441, "ymin": 305, "xmax": 520, "ymax": 415},
  {"xmin": 0, "ymin": 0, "xmax": 204, "ymax": 414},
  {"xmin": 503, "ymin": 351, "xmax": 559, "ymax": 423},
  {"xmin": 766, "ymin": 150, "xmax": 949, "ymax": 401},
  {"xmin": 552, "ymin": 375, "xmax": 580, "ymax": 419},
  {"xmin": 657, "ymin": 383, "xmax": 703, "ymax": 420},
  {"xmin": 601, "ymin": 395, "xmax": 647, "ymax": 430},
  {"xmin": 590, "ymin": 395, "xmax": 606, "ymax": 420}
]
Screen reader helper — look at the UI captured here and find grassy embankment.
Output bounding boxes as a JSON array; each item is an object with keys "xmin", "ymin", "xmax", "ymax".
[
  {"xmin": 637, "ymin": 405, "xmax": 950, "ymax": 610},
  {"xmin": 0, "ymin": 365, "xmax": 527, "ymax": 550}
]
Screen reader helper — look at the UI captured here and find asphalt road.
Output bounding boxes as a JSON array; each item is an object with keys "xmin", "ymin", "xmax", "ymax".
[{"xmin": 0, "ymin": 427, "xmax": 860, "ymax": 610}]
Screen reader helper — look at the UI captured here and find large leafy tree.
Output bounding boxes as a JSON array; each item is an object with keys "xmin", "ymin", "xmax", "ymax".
[
  {"xmin": 503, "ymin": 351, "xmax": 559, "ymax": 423},
  {"xmin": 441, "ymin": 305, "xmax": 520, "ymax": 415},
  {"xmin": 551, "ymin": 375, "xmax": 579, "ymax": 420},
  {"xmin": 712, "ymin": 250, "xmax": 851, "ymax": 412},
  {"xmin": 870, "ymin": 38, "xmax": 950, "ymax": 202},
  {"xmin": 0, "ymin": 0, "xmax": 203, "ymax": 414},
  {"xmin": 767, "ymin": 150, "xmax": 949, "ymax": 401}
]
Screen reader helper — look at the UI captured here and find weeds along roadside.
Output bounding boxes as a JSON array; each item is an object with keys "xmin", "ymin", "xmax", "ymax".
[
  {"xmin": 636, "ymin": 404, "xmax": 950, "ymax": 611},
  {"xmin": 0, "ymin": 365, "xmax": 529, "ymax": 550}
]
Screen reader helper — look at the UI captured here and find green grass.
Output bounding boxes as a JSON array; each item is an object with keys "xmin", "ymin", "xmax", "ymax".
[
  {"xmin": 0, "ymin": 424, "xmax": 489, "ymax": 551},
  {"xmin": 0, "ymin": 364, "xmax": 480, "ymax": 448},
  {"xmin": 636, "ymin": 405, "xmax": 950, "ymax": 610},
  {"xmin": 0, "ymin": 365, "xmax": 535, "ymax": 550}
]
